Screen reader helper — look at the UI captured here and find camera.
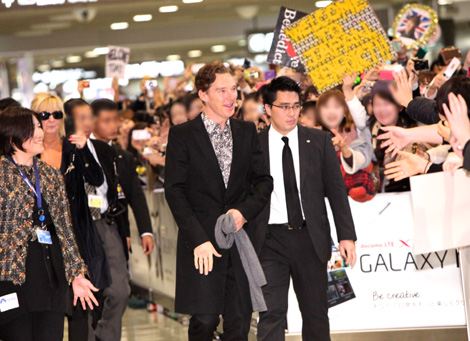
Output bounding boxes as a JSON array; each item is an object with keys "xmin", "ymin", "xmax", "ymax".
[{"xmin": 413, "ymin": 59, "xmax": 429, "ymax": 71}]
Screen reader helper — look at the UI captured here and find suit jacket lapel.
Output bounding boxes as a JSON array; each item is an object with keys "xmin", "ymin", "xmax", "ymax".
[
  {"xmin": 192, "ymin": 115, "xmax": 225, "ymax": 190},
  {"xmin": 298, "ymin": 125, "xmax": 311, "ymax": 188},
  {"xmin": 224, "ymin": 118, "xmax": 241, "ymax": 199},
  {"xmin": 260, "ymin": 126, "xmax": 270, "ymax": 174}
]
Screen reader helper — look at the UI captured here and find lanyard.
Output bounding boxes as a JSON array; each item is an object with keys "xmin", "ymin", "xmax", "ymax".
[{"xmin": 9, "ymin": 157, "xmax": 45, "ymax": 224}]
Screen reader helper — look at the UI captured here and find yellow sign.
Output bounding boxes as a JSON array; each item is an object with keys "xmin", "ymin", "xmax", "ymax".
[{"xmin": 285, "ymin": 0, "xmax": 392, "ymax": 93}]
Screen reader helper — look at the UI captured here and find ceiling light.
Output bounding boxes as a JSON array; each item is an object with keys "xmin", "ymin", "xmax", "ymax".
[
  {"xmin": 66, "ymin": 55, "xmax": 82, "ymax": 63},
  {"xmin": 315, "ymin": 1, "xmax": 332, "ymax": 8},
  {"xmin": 133, "ymin": 14, "xmax": 152, "ymax": 22},
  {"xmin": 110, "ymin": 22, "xmax": 129, "ymax": 30},
  {"xmin": 166, "ymin": 54, "xmax": 181, "ymax": 61},
  {"xmin": 51, "ymin": 60, "xmax": 65, "ymax": 68},
  {"xmin": 37, "ymin": 64, "xmax": 50, "ymax": 72},
  {"xmin": 159, "ymin": 5, "xmax": 178, "ymax": 13},
  {"xmin": 84, "ymin": 51, "xmax": 99, "ymax": 58},
  {"xmin": 211, "ymin": 45, "xmax": 226, "ymax": 53},
  {"xmin": 93, "ymin": 47, "xmax": 109, "ymax": 55},
  {"xmin": 188, "ymin": 50, "xmax": 202, "ymax": 58},
  {"xmin": 183, "ymin": 0, "xmax": 203, "ymax": 3},
  {"xmin": 238, "ymin": 39, "xmax": 247, "ymax": 47},
  {"xmin": 235, "ymin": 5, "xmax": 259, "ymax": 20}
]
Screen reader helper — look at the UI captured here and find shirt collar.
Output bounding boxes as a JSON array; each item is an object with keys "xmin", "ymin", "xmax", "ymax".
[
  {"xmin": 269, "ymin": 124, "xmax": 298, "ymax": 142},
  {"xmin": 201, "ymin": 112, "xmax": 231, "ymax": 133},
  {"xmin": 89, "ymin": 133, "xmax": 112, "ymax": 146}
]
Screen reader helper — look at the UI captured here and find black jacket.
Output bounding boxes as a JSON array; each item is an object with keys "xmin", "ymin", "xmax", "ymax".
[
  {"xmin": 164, "ymin": 115, "xmax": 273, "ymax": 314},
  {"xmin": 407, "ymin": 96, "xmax": 440, "ymax": 124},
  {"xmin": 60, "ymin": 138, "xmax": 111, "ymax": 289},
  {"xmin": 255, "ymin": 125, "xmax": 357, "ymax": 262},
  {"xmin": 113, "ymin": 144, "xmax": 153, "ymax": 238}
]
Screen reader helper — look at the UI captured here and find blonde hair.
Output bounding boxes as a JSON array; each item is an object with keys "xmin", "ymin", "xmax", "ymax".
[{"xmin": 31, "ymin": 93, "xmax": 65, "ymax": 137}]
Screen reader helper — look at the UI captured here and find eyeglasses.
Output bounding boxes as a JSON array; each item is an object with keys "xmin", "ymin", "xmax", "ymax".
[
  {"xmin": 39, "ymin": 111, "xmax": 64, "ymax": 120},
  {"xmin": 271, "ymin": 104, "xmax": 302, "ymax": 112}
]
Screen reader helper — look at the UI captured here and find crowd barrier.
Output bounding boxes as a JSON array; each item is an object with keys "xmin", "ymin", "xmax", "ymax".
[{"xmin": 128, "ymin": 190, "xmax": 468, "ymax": 339}]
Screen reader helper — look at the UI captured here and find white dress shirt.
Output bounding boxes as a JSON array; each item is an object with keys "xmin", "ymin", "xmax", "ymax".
[
  {"xmin": 87, "ymin": 133, "xmax": 109, "ymax": 214},
  {"xmin": 268, "ymin": 125, "xmax": 305, "ymax": 224}
]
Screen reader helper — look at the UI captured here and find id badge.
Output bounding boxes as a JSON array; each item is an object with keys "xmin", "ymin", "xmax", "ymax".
[
  {"xmin": 88, "ymin": 194, "xmax": 103, "ymax": 209},
  {"xmin": 0, "ymin": 293, "xmax": 19, "ymax": 312},
  {"xmin": 36, "ymin": 229, "xmax": 52, "ymax": 245},
  {"xmin": 117, "ymin": 184, "xmax": 126, "ymax": 200}
]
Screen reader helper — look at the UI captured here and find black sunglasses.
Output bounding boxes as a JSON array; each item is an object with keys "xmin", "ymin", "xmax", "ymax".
[{"xmin": 39, "ymin": 111, "xmax": 64, "ymax": 120}]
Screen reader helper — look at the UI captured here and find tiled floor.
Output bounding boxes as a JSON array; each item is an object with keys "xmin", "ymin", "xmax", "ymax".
[
  {"xmin": 63, "ymin": 308, "xmax": 188, "ymax": 341},
  {"xmin": 63, "ymin": 307, "xmax": 468, "ymax": 340}
]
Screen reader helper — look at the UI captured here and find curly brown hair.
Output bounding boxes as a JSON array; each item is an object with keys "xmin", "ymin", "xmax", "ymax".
[
  {"xmin": 316, "ymin": 89, "xmax": 355, "ymax": 133},
  {"xmin": 195, "ymin": 62, "xmax": 233, "ymax": 93}
]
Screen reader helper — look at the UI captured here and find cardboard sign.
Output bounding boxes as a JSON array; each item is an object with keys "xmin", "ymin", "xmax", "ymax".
[
  {"xmin": 285, "ymin": 0, "xmax": 392, "ymax": 93},
  {"xmin": 106, "ymin": 46, "xmax": 130, "ymax": 79},
  {"xmin": 267, "ymin": 7, "xmax": 307, "ymax": 71}
]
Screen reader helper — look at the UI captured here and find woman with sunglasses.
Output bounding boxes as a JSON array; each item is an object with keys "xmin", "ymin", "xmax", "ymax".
[
  {"xmin": 31, "ymin": 93, "xmax": 110, "ymax": 340},
  {"xmin": 0, "ymin": 106, "xmax": 98, "ymax": 340}
]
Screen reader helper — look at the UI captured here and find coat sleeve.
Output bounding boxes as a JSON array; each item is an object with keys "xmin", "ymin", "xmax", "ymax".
[
  {"xmin": 74, "ymin": 144, "xmax": 105, "ymax": 187},
  {"xmin": 164, "ymin": 127, "xmax": 210, "ymax": 249},
  {"xmin": 322, "ymin": 133, "xmax": 357, "ymax": 242},
  {"xmin": 121, "ymin": 151, "xmax": 153, "ymax": 236},
  {"xmin": 463, "ymin": 140, "xmax": 470, "ymax": 172},
  {"xmin": 231, "ymin": 124, "xmax": 273, "ymax": 222},
  {"xmin": 407, "ymin": 97, "xmax": 440, "ymax": 125}
]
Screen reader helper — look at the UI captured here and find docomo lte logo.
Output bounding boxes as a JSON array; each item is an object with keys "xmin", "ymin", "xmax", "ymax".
[{"xmin": 360, "ymin": 239, "xmax": 413, "ymax": 249}]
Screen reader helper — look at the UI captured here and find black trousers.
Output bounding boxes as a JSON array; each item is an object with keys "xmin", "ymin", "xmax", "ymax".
[
  {"xmin": 0, "ymin": 311, "xmax": 64, "ymax": 341},
  {"xmin": 257, "ymin": 226, "xmax": 330, "ymax": 341},
  {"xmin": 188, "ymin": 256, "xmax": 252, "ymax": 341},
  {"xmin": 67, "ymin": 302, "xmax": 90, "ymax": 341}
]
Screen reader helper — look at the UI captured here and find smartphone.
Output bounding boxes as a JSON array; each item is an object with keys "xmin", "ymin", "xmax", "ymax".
[
  {"xmin": 265, "ymin": 70, "xmax": 276, "ymax": 81},
  {"xmin": 416, "ymin": 47, "xmax": 428, "ymax": 59},
  {"xmin": 440, "ymin": 48, "xmax": 462, "ymax": 65},
  {"xmin": 391, "ymin": 41, "xmax": 402, "ymax": 52},
  {"xmin": 64, "ymin": 116, "xmax": 75, "ymax": 139},
  {"xmin": 145, "ymin": 80, "xmax": 158, "ymax": 89},
  {"xmin": 413, "ymin": 59, "xmax": 429, "ymax": 71},
  {"xmin": 132, "ymin": 129, "xmax": 152, "ymax": 141},
  {"xmin": 244, "ymin": 69, "xmax": 259, "ymax": 79},
  {"xmin": 81, "ymin": 80, "xmax": 90, "ymax": 88},
  {"xmin": 379, "ymin": 70, "xmax": 395, "ymax": 80},
  {"xmin": 443, "ymin": 57, "xmax": 460, "ymax": 79}
]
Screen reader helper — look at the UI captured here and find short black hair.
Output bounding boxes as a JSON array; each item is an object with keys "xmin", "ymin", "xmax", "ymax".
[
  {"xmin": 0, "ymin": 98, "xmax": 21, "ymax": 113},
  {"xmin": 263, "ymin": 76, "xmax": 302, "ymax": 106},
  {"xmin": 184, "ymin": 93, "xmax": 201, "ymax": 112},
  {"xmin": 436, "ymin": 75, "xmax": 470, "ymax": 118},
  {"xmin": 91, "ymin": 99, "xmax": 118, "ymax": 117},
  {"xmin": 301, "ymin": 101, "xmax": 316, "ymax": 115},
  {"xmin": 64, "ymin": 98, "xmax": 89, "ymax": 117},
  {"xmin": 0, "ymin": 106, "xmax": 41, "ymax": 157}
]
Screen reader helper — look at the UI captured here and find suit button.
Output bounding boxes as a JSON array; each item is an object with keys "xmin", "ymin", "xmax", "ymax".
[{"xmin": 85, "ymin": 163, "xmax": 89, "ymax": 168}]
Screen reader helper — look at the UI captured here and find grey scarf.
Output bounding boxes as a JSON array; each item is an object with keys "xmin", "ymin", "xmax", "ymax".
[{"xmin": 214, "ymin": 213, "xmax": 267, "ymax": 312}]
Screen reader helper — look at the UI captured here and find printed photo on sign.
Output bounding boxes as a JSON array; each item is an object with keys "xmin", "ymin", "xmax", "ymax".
[
  {"xmin": 267, "ymin": 7, "xmax": 307, "ymax": 71},
  {"xmin": 285, "ymin": 0, "xmax": 392, "ymax": 93},
  {"xmin": 393, "ymin": 4, "xmax": 438, "ymax": 50}
]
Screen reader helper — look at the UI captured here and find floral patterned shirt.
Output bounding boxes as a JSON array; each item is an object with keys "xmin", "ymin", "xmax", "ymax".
[{"xmin": 201, "ymin": 113, "xmax": 233, "ymax": 188}]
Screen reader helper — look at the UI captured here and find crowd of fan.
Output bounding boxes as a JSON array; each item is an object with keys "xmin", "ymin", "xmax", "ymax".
[{"xmin": 1, "ymin": 42, "xmax": 470, "ymax": 203}]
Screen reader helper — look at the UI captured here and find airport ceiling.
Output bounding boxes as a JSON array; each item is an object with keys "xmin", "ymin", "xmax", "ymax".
[{"xmin": 0, "ymin": 0, "xmax": 469, "ymax": 71}]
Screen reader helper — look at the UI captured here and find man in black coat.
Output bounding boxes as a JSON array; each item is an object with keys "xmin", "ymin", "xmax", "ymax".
[
  {"xmin": 164, "ymin": 62, "xmax": 273, "ymax": 341},
  {"xmin": 255, "ymin": 77, "xmax": 357, "ymax": 340}
]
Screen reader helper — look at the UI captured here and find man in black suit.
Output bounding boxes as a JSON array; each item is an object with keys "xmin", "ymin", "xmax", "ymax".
[
  {"xmin": 80, "ymin": 99, "xmax": 154, "ymax": 341},
  {"xmin": 90, "ymin": 99, "xmax": 154, "ymax": 256},
  {"xmin": 164, "ymin": 62, "xmax": 273, "ymax": 341},
  {"xmin": 255, "ymin": 77, "xmax": 357, "ymax": 341}
]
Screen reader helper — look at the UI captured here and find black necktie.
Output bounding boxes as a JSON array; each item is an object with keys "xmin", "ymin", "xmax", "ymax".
[{"xmin": 281, "ymin": 136, "xmax": 303, "ymax": 229}]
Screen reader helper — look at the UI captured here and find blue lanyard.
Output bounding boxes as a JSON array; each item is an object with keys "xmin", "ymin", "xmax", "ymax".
[{"xmin": 9, "ymin": 157, "xmax": 45, "ymax": 224}]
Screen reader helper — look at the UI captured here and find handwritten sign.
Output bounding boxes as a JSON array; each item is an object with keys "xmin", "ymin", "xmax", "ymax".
[
  {"xmin": 267, "ymin": 7, "xmax": 307, "ymax": 71},
  {"xmin": 105, "ymin": 46, "xmax": 130, "ymax": 79},
  {"xmin": 285, "ymin": 0, "xmax": 392, "ymax": 93}
]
